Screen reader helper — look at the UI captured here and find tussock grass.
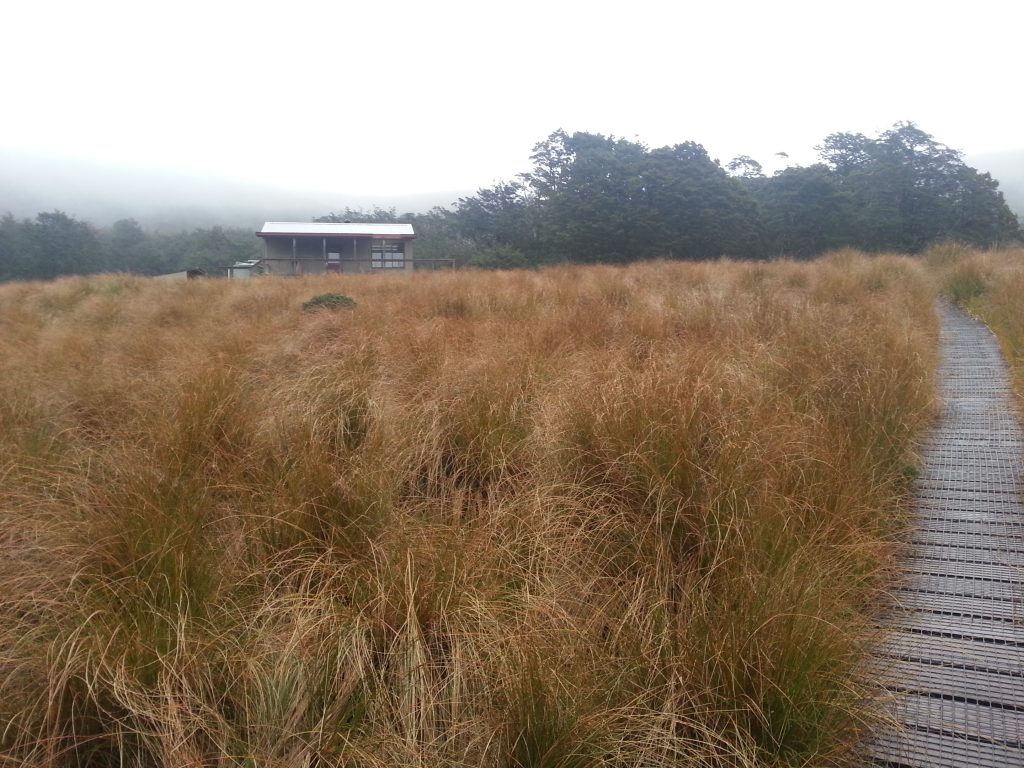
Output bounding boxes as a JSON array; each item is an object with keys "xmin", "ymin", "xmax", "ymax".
[{"xmin": 0, "ymin": 258, "xmax": 936, "ymax": 767}]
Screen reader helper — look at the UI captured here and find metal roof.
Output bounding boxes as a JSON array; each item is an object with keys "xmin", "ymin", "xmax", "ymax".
[{"xmin": 258, "ymin": 222, "xmax": 415, "ymax": 237}]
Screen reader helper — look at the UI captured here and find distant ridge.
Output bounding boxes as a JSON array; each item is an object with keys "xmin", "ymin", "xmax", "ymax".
[{"xmin": 0, "ymin": 149, "xmax": 468, "ymax": 230}]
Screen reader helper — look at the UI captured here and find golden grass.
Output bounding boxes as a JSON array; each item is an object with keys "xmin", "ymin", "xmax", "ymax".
[{"xmin": 0, "ymin": 256, "xmax": 937, "ymax": 767}]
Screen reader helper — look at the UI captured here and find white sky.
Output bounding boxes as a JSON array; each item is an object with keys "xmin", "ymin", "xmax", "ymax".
[{"xmin": 2, "ymin": 0, "xmax": 1021, "ymax": 197}]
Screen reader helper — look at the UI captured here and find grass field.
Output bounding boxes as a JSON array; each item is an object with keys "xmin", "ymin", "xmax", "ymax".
[{"xmin": 0, "ymin": 255, "xmax": 938, "ymax": 767}]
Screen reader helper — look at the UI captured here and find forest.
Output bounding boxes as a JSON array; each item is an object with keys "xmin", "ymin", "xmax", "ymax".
[{"xmin": 1, "ymin": 122, "xmax": 1019, "ymax": 281}]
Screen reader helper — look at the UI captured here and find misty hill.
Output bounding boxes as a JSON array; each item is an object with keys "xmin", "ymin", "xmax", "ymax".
[
  {"xmin": 968, "ymin": 149, "xmax": 1024, "ymax": 215},
  {"xmin": 0, "ymin": 150, "xmax": 466, "ymax": 230}
]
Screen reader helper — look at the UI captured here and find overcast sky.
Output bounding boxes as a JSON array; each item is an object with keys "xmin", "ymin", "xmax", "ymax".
[{"xmin": 3, "ymin": 0, "xmax": 1021, "ymax": 197}]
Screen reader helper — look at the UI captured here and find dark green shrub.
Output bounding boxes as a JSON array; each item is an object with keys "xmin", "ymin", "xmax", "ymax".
[{"xmin": 302, "ymin": 293, "xmax": 356, "ymax": 312}]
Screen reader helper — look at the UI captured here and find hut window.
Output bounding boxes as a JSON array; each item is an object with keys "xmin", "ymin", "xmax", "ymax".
[{"xmin": 371, "ymin": 240, "xmax": 405, "ymax": 269}]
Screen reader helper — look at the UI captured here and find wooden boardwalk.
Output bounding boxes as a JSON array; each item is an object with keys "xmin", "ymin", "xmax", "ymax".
[{"xmin": 868, "ymin": 303, "xmax": 1024, "ymax": 767}]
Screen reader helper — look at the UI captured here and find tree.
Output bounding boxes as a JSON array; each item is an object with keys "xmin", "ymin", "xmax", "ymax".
[
  {"xmin": 0, "ymin": 214, "xmax": 33, "ymax": 280},
  {"xmin": 754, "ymin": 165, "xmax": 856, "ymax": 257},
  {"xmin": 400, "ymin": 207, "xmax": 476, "ymax": 265},
  {"xmin": 523, "ymin": 130, "xmax": 651, "ymax": 262},
  {"xmin": 726, "ymin": 155, "xmax": 764, "ymax": 179},
  {"xmin": 315, "ymin": 206, "xmax": 400, "ymax": 224},
  {"xmin": 949, "ymin": 166, "xmax": 1021, "ymax": 246},
  {"xmin": 816, "ymin": 122, "xmax": 1020, "ymax": 250},
  {"xmin": 816, "ymin": 132, "xmax": 875, "ymax": 177},
  {"xmin": 641, "ymin": 143, "xmax": 761, "ymax": 259},
  {"xmin": 454, "ymin": 181, "xmax": 536, "ymax": 254},
  {"xmin": 105, "ymin": 218, "xmax": 149, "ymax": 271},
  {"xmin": 451, "ymin": 130, "xmax": 764, "ymax": 264},
  {"xmin": 27, "ymin": 211, "xmax": 106, "ymax": 279}
]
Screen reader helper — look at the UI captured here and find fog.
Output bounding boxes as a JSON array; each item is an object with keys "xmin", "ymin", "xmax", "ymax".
[
  {"xmin": 2, "ymin": 144, "xmax": 1020, "ymax": 232},
  {"xmin": 0, "ymin": 149, "xmax": 464, "ymax": 230},
  {"xmin": 2, "ymin": 0, "xmax": 1022, "ymax": 227}
]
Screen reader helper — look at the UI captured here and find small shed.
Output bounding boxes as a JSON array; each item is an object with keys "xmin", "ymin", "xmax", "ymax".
[
  {"xmin": 226, "ymin": 260, "xmax": 265, "ymax": 279},
  {"xmin": 255, "ymin": 222, "xmax": 416, "ymax": 276},
  {"xmin": 154, "ymin": 268, "xmax": 206, "ymax": 281}
]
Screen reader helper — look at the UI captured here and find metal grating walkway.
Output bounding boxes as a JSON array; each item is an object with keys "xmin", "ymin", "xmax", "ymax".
[{"xmin": 868, "ymin": 303, "xmax": 1024, "ymax": 767}]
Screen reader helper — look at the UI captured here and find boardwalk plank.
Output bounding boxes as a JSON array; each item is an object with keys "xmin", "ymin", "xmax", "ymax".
[
  {"xmin": 890, "ymin": 573, "xmax": 1019, "ymax": 601},
  {"xmin": 892, "ymin": 590, "xmax": 1024, "ymax": 622},
  {"xmin": 869, "ymin": 729, "xmax": 1024, "ymax": 767},
  {"xmin": 883, "ymin": 611, "xmax": 1023, "ymax": 644},
  {"xmin": 904, "ymin": 544, "xmax": 1024, "ymax": 567},
  {"xmin": 879, "ymin": 659, "xmax": 1024, "ymax": 707},
  {"xmin": 891, "ymin": 696, "xmax": 1024, "ymax": 748},
  {"xmin": 879, "ymin": 632, "xmax": 1024, "ymax": 676},
  {"xmin": 900, "ymin": 557, "xmax": 1022, "ymax": 583},
  {"xmin": 908, "ymin": 530, "xmax": 1024, "ymax": 550}
]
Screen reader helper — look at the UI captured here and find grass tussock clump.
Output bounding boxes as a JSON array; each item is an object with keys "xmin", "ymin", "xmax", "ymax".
[
  {"xmin": 302, "ymin": 292, "xmax": 357, "ymax": 312},
  {"xmin": 0, "ymin": 259, "xmax": 937, "ymax": 767}
]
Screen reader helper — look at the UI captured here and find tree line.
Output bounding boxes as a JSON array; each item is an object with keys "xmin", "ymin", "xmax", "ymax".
[
  {"xmin": 0, "ymin": 214, "xmax": 260, "ymax": 282},
  {"xmin": 2, "ymin": 122, "xmax": 1019, "ymax": 281},
  {"xmin": 440, "ymin": 121, "xmax": 1019, "ymax": 266}
]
